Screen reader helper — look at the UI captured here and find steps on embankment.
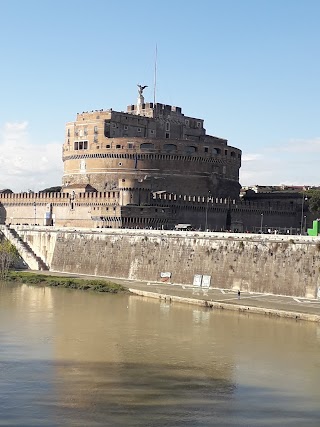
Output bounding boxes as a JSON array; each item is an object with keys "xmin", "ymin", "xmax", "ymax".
[{"xmin": 0, "ymin": 225, "xmax": 48, "ymax": 270}]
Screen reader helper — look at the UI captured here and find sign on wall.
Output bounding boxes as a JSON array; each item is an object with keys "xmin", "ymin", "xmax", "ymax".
[
  {"xmin": 160, "ymin": 272, "xmax": 171, "ymax": 282},
  {"xmin": 193, "ymin": 275, "xmax": 202, "ymax": 287},
  {"xmin": 193, "ymin": 274, "xmax": 212, "ymax": 288},
  {"xmin": 202, "ymin": 275, "xmax": 211, "ymax": 288}
]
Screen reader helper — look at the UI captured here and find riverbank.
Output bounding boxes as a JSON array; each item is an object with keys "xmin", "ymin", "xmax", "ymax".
[
  {"xmin": 129, "ymin": 288, "xmax": 320, "ymax": 323},
  {"xmin": 12, "ymin": 270, "xmax": 320, "ymax": 323},
  {"xmin": 7, "ymin": 271, "xmax": 127, "ymax": 293}
]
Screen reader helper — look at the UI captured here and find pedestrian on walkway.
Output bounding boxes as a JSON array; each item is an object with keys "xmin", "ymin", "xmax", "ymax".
[{"xmin": 238, "ymin": 290, "xmax": 241, "ymax": 300}]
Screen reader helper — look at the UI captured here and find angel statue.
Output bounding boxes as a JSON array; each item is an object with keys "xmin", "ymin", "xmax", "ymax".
[{"xmin": 137, "ymin": 84, "xmax": 148, "ymax": 96}]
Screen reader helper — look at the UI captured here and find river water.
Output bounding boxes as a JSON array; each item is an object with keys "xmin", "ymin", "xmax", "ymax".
[{"xmin": 0, "ymin": 282, "xmax": 320, "ymax": 426}]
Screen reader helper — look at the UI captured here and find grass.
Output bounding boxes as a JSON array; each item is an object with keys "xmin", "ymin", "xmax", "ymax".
[{"xmin": 7, "ymin": 271, "xmax": 128, "ymax": 293}]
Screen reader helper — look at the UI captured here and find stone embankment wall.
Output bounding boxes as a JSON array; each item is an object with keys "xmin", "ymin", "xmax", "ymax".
[{"xmin": 13, "ymin": 226, "xmax": 320, "ymax": 299}]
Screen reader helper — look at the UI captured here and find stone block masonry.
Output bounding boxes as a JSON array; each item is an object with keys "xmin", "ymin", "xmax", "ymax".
[{"xmin": 13, "ymin": 226, "xmax": 320, "ymax": 299}]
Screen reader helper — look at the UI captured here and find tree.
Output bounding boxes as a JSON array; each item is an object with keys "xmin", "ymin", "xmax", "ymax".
[
  {"xmin": 0, "ymin": 239, "xmax": 19, "ymax": 279},
  {"xmin": 306, "ymin": 189, "xmax": 320, "ymax": 215},
  {"xmin": 39, "ymin": 186, "xmax": 62, "ymax": 193}
]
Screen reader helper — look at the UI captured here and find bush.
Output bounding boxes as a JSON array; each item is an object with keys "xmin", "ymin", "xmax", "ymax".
[{"xmin": 6, "ymin": 272, "xmax": 127, "ymax": 293}]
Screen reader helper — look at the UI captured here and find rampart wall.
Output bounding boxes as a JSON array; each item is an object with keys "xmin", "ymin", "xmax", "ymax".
[
  {"xmin": 13, "ymin": 226, "xmax": 320, "ymax": 299},
  {"xmin": 0, "ymin": 191, "xmax": 301, "ymax": 230}
]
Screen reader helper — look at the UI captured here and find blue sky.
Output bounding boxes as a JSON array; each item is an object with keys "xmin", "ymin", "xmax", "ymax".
[{"xmin": 0, "ymin": 0, "xmax": 320, "ymax": 191}]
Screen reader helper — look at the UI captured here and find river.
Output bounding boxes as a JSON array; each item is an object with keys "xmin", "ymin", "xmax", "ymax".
[{"xmin": 0, "ymin": 281, "xmax": 319, "ymax": 426}]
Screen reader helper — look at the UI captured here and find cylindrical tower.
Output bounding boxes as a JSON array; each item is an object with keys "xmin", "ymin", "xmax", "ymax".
[{"xmin": 62, "ymin": 102, "xmax": 241, "ymax": 199}]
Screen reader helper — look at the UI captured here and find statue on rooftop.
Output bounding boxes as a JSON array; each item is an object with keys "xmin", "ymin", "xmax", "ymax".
[
  {"xmin": 137, "ymin": 84, "xmax": 148, "ymax": 96},
  {"xmin": 136, "ymin": 85, "xmax": 148, "ymax": 115}
]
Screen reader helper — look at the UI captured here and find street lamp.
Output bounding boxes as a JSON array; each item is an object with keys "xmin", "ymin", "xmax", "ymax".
[
  {"xmin": 300, "ymin": 193, "xmax": 308, "ymax": 235},
  {"xmin": 33, "ymin": 201, "xmax": 36, "ymax": 225},
  {"xmin": 260, "ymin": 213, "xmax": 264, "ymax": 233},
  {"xmin": 205, "ymin": 191, "xmax": 211, "ymax": 231}
]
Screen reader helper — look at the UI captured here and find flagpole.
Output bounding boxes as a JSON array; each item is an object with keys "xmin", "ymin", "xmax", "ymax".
[{"xmin": 153, "ymin": 43, "xmax": 157, "ymax": 105}]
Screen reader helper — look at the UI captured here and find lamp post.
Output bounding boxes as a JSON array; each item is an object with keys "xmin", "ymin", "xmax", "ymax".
[
  {"xmin": 260, "ymin": 213, "xmax": 264, "ymax": 233},
  {"xmin": 33, "ymin": 201, "xmax": 36, "ymax": 225},
  {"xmin": 300, "ymin": 193, "xmax": 308, "ymax": 235},
  {"xmin": 205, "ymin": 191, "xmax": 211, "ymax": 231}
]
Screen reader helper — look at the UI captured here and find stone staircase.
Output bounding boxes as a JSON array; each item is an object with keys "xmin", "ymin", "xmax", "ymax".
[{"xmin": 0, "ymin": 225, "xmax": 49, "ymax": 270}]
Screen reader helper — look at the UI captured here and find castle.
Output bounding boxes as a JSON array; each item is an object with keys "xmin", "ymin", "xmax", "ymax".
[{"xmin": 0, "ymin": 87, "xmax": 308, "ymax": 232}]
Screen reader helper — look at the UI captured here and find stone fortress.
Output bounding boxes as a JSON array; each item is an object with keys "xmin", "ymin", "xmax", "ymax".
[
  {"xmin": 63, "ymin": 85, "xmax": 241, "ymax": 199},
  {"xmin": 0, "ymin": 87, "xmax": 310, "ymax": 232}
]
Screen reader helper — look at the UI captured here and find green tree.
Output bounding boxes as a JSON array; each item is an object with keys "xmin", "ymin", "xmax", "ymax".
[
  {"xmin": 306, "ymin": 190, "xmax": 320, "ymax": 214},
  {"xmin": 39, "ymin": 186, "xmax": 62, "ymax": 193},
  {"xmin": 0, "ymin": 239, "xmax": 19, "ymax": 279}
]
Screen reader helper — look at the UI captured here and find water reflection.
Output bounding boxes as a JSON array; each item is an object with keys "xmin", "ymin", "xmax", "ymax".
[{"xmin": 0, "ymin": 282, "xmax": 320, "ymax": 426}]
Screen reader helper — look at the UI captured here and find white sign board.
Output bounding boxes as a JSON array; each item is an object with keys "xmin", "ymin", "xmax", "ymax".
[
  {"xmin": 193, "ymin": 275, "xmax": 202, "ymax": 287},
  {"xmin": 202, "ymin": 275, "xmax": 211, "ymax": 288},
  {"xmin": 160, "ymin": 272, "xmax": 171, "ymax": 278}
]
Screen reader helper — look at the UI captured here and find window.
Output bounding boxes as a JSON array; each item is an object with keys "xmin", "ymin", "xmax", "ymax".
[
  {"xmin": 185, "ymin": 146, "xmax": 197, "ymax": 154},
  {"xmin": 124, "ymin": 125, "xmax": 128, "ymax": 130},
  {"xmin": 185, "ymin": 119, "xmax": 189, "ymax": 126},
  {"xmin": 165, "ymin": 132, "xmax": 170, "ymax": 139},
  {"xmin": 137, "ymin": 127, "xmax": 141, "ymax": 133},
  {"xmin": 197, "ymin": 122, "xmax": 201, "ymax": 128},
  {"xmin": 230, "ymin": 151, "xmax": 236, "ymax": 157},
  {"xmin": 225, "ymin": 150, "xmax": 228, "ymax": 156},
  {"xmin": 204, "ymin": 147, "xmax": 209, "ymax": 153},
  {"xmin": 116, "ymin": 144, "xmax": 121, "ymax": 149},
  {"xmin": 127, "ymin": 142, "xmax": 134, "ymax": 149},
  {"xmin": 84, "ymin": 127, "xmax": 88, "ymax": 135},
  {"xmin": 163, "ymin": 143, "xmax": 177, "ymax": 152},
  {"xmin": 165, "ymin": 122, "xmax": 170, "ymax": 131},
  {"xmin": 140, "ymin": 143, "xmax": 154, "ymax": 151},
  {"xmin": 106, "ymin": 144, "xmax": 111, "ymax": 149},
  {"xmin": 94, "ymin": 136, "xmax": 98, "ymax": 143},
  {"xmin": 150, "ymin": 129, "xmax": 155, "ymax": 135},
  {"xmin": 67, "ymin": 129, "xmax": 70, "ymax": 137},
  {"xmin": 79, "ymin": 129, "xmax": 83, "ymax": 137},
  {"xmin": 94, "ymin": 126, "xmax": 98, "ymax": 134},
  {"xmin": 74, "ymin": 141, "xmax": 88, "ymax": 150}
]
